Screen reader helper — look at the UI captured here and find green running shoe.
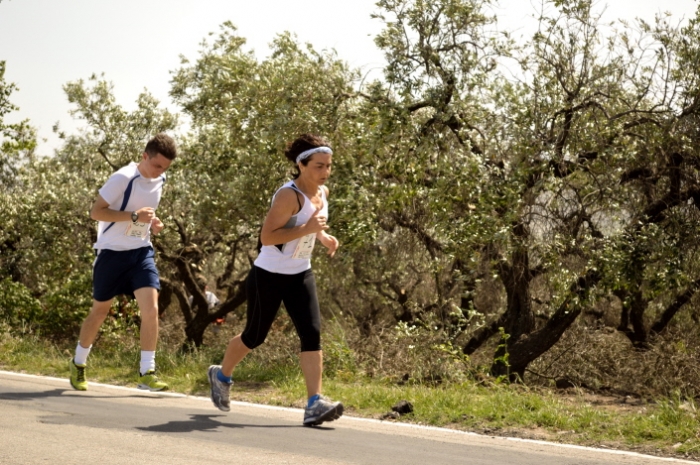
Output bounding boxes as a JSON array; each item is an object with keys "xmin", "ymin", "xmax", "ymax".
[
  {"xmin": 69, "ymin": 359, "xmax": 88, "ymax": 391},
  {"xmin": 137, "ymin": 370, "xmax": 168, "ymax": 391}
]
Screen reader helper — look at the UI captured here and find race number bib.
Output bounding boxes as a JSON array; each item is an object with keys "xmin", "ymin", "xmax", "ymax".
[
  {"xmin": 124, "ymin": 221, "xmax": 150, "ymax": 239},
  {"xmin": 291, "ymin": 233, "xmax": 316, "ymax": 259}
]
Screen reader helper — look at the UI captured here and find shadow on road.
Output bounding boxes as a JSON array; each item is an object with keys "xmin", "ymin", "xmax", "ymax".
[
  {"xmin": 0, "ymin": 388, "xmax": 70, "ymax": 400},
  {"xmin": 138, "ymin": 414, "xmax": 335, "ymax": 433},
  {"xmin": 0, "ymin": 388, "xmax": 160, "ymax": 401},
  {"xmin": 137, "ymin": 414, "xmax": 245, "ymax": 433}
]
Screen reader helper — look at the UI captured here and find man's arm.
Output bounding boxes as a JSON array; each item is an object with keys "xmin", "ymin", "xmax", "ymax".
[{"xmin": 90, "ymin": 195, "xmax": 155, "ymax": 223}]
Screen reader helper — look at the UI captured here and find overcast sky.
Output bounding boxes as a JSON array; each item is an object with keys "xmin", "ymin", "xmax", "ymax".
[{"xmin": 0, "ymin": 0, "xmax": 698, "ymax": 156}]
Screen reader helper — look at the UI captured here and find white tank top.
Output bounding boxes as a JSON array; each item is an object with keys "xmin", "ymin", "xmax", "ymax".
[{"xmin": 254, "ymin": 181, "xmax": 328, "ymax": 275}]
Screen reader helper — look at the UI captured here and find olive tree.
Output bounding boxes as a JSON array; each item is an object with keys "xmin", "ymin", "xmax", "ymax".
[
  {"xmin": 1, "ymin": 74, "xmax": 177, "ymax": 339},
  {"xmin": 164, "ymin": 23, "xmax": 361, "ymax": 347}
]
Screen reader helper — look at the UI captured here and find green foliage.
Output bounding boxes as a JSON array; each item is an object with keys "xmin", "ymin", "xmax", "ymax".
[
  {"xmin": 0, "ymin": 273, "xmax": 92, "ymax": 341},
  {"xmin": 493, "ymin": 327, "xmax": 511, "ymax": 380},
  {"xmin": 0, "ymin": 60, "xmax": 36, "ymax": 188},
  {"xmin": 36, "ymin": 272, "xmax": 93, "ymax": 341},
  {"xmin": 60, "ymin": 74, "xmax": 178, "ymax": 171},
  {"xmin": 1, "ymin": 72, "xmax": 177, "ymax": 341},
  {"xmin": 153, "ymin": 23, "xmax": 365, "ymax": 345},
  {"xmin": 321, "ymin": 320, "xmax": 358, "ymax": 378},
  {"xmin": 6, "ymin": 0, "xmax": 700, "ymax": 392},
  {"xmin": 0, "ymin": 278, "xmax": 43, "ymax": 331},
  {"xmin": 0, "ymin": 61, "xmax": 38, "ymax": 286}
]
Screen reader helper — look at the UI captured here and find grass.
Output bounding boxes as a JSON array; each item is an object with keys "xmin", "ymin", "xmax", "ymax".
[{"xmin": 2, "ymin": 330, "xmax": 700, "ymax": 461}]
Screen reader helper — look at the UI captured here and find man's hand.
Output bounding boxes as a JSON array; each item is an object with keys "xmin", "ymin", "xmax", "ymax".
[
  {"xmin": 135, "ymin": 207, "xmax": 156, "ymax": 223},
  {"xmin": 151, "ymin": 217, "xmax": 164, "ymax": 235}
]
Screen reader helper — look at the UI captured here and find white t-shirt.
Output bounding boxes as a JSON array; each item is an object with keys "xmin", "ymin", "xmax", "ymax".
[
  {"xmin": 254, "ymin": 181, "xmax": 328, "ymax": 275},
  {"xmin": 93, "ymin": 162, "xmax": 165, "ymax": 251}
]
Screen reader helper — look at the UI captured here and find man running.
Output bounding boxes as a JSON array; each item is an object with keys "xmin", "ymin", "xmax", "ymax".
[{"xmin": 69, "ymin": 133, "xmax": 177, "ymax": 392}]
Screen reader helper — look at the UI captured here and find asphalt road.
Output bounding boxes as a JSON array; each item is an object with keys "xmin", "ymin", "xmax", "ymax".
[{"xmin": 0, "ymin": 370, "xmax": 697, "ymax": 465}]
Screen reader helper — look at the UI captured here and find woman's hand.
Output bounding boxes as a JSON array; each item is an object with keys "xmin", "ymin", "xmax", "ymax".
[
  {"xmin": 317, "ymin": 231, "xmax": 339, "ymax": 257},
  {"xmin": 305, "ymin": 207, "xmax": 329, "ymax": 234}
]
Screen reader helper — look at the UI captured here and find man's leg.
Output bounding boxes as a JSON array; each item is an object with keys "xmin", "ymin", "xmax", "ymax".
[
  {"xmin": 133, "ymin": 287, "xmax": 167, "ymax": 391},
  {"xmin": 78, "ymin": 298, "xmax": 115, "ymax": 349},
  {"xmin": 134, "ymin": 286, "xmax": 159, "ymax": 352},
  {"xmin": 70, "ymin": 298, "xmax": 114, "ymax": 391}
]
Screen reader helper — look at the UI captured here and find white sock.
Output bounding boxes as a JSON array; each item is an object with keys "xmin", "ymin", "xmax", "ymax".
[
  {"xmin": 74, "ymin": 342, "xmax": 92, "ymax": 366},
  {"xmin": 140, "ymin": 351, "xmax": 156, "ymax": 376}
]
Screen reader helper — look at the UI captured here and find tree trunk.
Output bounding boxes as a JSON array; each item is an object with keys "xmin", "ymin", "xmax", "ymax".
[
  {"xmin": 496, "ymin": 269, "xmax": 601, "ymax": 380},
  {"xmin": 617, "ymin": 289, "xmax": 650, "ymax": 349},
  {"xmin": 181, "ymin": 282, "xmax": 248, "ymax": 350},
  {"xmin": 491, "ymin": 246, "xmax": 535, "ymax": 379},
  {"xmin": 157, "ymin": 282, "xmax": 173, "ymax": 318},
  {"xmin": 650, "ymin": 277, "xmax": 700, "ymax": 336}
]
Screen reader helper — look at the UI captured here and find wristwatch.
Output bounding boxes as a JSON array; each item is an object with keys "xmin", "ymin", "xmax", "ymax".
[{"xmin": 131, "ymin": 211, "xmax": 139, "ymax": 223}]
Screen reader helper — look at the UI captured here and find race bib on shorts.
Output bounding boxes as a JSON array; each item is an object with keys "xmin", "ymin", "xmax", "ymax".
[
  {"xmin": 124, "ymin": 221, "xmax": 150, "ymax": 239},
  {"xmin": 291, "ymin": 233, "xmax": 316, "ymax": 259}
]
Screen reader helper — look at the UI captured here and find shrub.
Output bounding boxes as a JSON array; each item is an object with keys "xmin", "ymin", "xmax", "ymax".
[{"xmin": 0, "ymin": 278, "xmax": 43, "ymax": 334}]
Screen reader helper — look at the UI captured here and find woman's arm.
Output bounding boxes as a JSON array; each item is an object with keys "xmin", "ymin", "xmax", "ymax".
[
  {"xmin": 315, "ymin": 185, "xmax": 339, "ymax": 256},
  {"xmin": 260, "ymin": 188, "xmax": 328, "ymax": 246}
]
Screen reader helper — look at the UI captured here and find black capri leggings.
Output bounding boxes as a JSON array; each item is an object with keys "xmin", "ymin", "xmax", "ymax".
[{"xmin": 240, "ymin": 266, "xmax": 322, "ymax": 352}]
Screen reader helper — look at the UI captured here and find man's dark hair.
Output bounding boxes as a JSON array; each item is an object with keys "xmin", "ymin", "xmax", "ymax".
[{"xmin": 145, "ymin": 133, "xmax": 177, "ymax": 160}]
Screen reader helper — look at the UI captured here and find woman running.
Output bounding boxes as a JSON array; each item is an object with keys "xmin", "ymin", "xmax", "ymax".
[{"xmin": 207, "ymin": 133, "xmax": 343, "ymax": 426}]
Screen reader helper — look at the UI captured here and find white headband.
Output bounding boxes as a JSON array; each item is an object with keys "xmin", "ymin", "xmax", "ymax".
[{"xmin": 295, "ymin": 146, "xmax": 333, "ymax": 164}]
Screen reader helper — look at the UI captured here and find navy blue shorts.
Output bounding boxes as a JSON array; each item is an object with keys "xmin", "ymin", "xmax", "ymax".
[{"xmin": 92, "ymin": 246, "xmax": 160, "ymax": 302}]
